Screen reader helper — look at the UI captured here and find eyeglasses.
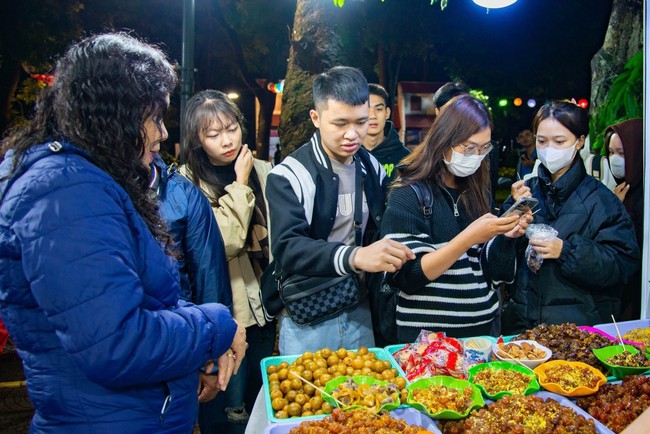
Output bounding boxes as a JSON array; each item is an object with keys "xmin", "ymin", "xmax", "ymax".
[{"xmin": 457, "ymin": 142, "xmax": 493, "ymax": 156}]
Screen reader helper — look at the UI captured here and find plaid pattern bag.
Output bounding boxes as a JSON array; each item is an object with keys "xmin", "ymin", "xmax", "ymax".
[{"xmin": 279, "ymin": 274, "xmax": 360, "ymax": 326}]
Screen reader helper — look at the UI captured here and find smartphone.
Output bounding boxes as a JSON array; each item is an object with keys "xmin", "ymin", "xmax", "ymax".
[{"xmin": 501, "ymin": 197, "xmax": 539, "ymax": 217}]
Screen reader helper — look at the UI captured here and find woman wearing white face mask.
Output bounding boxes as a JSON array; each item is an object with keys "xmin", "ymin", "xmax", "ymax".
[
  {"xmin": 380, "ymin": 95, "xmax": 531, "ymax": 342},
  {"xmin": 502, "ymin": 102, "xmax": 640, "ymax": 334}
]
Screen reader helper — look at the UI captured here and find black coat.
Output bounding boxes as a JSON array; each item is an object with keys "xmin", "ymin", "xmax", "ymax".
[
  {"xmin": 368, "ymin": 121, "xmax": 410, "ymax": 184},
  {"xmin": 502, "ymin": 159, "xmax": 640, "ymax": 334}
]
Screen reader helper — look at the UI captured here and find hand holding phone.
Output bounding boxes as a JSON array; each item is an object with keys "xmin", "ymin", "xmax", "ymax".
[{"xmin": 501, "ymin": 197, "xmax": 539, "ymax": 217}]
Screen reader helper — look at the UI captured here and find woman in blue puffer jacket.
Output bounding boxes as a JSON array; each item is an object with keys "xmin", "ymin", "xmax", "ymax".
[{"xmin": 0, "ymin": 32, "xmax": 246, "ymax": 433}]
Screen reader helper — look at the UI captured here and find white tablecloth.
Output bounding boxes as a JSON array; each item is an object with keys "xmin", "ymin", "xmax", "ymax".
[{"xmin": 244, "ymin": 388, "xmax": 269, "ymax": 434}]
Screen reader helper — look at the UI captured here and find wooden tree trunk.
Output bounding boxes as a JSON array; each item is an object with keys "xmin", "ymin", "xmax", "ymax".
[
  {"xmin": 278, "ymin": 0, "xmax": 344, "ymax": 157},
  {"xmin": 590, "ymin": 0, "xmax": 643, "ymax": 114},
  {"xmin": 255, "ymin": 89, "xmax": 275, "ymax": 160}
]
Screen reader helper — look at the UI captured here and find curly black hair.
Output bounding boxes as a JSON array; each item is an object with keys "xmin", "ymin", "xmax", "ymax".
[{"xmin": 1, "ymin": 32, "xmax": 178, "ymax": 251}]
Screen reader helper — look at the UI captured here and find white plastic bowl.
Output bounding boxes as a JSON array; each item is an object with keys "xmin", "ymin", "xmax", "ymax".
[{"xmin": 492, "ymin": 340, "xmax": 552, "ymax": 370}]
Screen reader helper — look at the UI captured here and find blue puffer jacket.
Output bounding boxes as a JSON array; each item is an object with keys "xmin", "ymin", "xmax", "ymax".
[
  {"xmin": 152, "ymin": 156, "xmax": 232, "ymax": 306},
  {"xmin": 0, "ymin": 142, "xmax": 237, "ymax": 433}
]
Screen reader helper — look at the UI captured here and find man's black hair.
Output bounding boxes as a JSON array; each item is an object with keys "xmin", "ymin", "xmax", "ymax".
[
  {"xmin": 432, "ymin": 81, "xmax": 469, "ymax": 109},
  {"xmin": 368, "ymin": 83, "xmax": 390, "ymax": 108},
  {"xmin": 313, "ymin": 66, "xmax": 369, "ymax": 111}
]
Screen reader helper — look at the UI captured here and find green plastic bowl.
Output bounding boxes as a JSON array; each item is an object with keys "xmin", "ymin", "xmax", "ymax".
[
  {"xmin": 322, "ymin": 375, "xmax": 400, "ymax": 413},
  {"xmin": 468, "ymin": 361, "xmax": 540, "ymax": 400},
  {"xmin": 592, "ymin": 344, "xmax": 650, "ymax": 380},
  {"xmin": 406, "ymin": 375, "xmax": 484, "ymax": 419}
]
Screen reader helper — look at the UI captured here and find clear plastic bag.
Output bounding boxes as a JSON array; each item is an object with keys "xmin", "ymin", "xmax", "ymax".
[{"xmin": 525, "ymin": 224, "xmax": 558, "ymax": 273}]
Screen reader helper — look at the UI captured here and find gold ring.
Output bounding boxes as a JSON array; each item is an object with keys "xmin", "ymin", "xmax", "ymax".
[
  {"xmin": 245, "ymin": 342, "xmax": 249, "ymax": 349},
  {"xmin": 227, "ymin": 352, "xmax": 235, "ymax": 358}
]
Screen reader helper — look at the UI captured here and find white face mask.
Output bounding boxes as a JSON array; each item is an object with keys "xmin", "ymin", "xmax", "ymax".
[
  {"xmin": 609, "ymin": 154, "xmax": 625, "ymax": 179},
  {"xmin": 444, "ymin": 149, "xmax": 487, "ymax": 178},
  {"xmin": 537, "ymin": 140, "xmax": 578, "ymax": 174}
]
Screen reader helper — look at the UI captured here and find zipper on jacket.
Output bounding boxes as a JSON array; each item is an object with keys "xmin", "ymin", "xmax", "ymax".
[
  {"xmin": 160, "ymin": 394, "xmax": 172, "ymax": 423},
  {"xmin": 441, "ymin": 188, "xmax": 466, "ymax": 217}
]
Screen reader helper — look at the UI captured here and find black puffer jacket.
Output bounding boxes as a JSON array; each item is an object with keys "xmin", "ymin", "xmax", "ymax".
[
  {"xmin": 368, "ymin": 121, "xmax": 410, "ymax": 184},
  {"xmin": 502, "ymin": 158, "xmax": 640, "ymax": 334}
]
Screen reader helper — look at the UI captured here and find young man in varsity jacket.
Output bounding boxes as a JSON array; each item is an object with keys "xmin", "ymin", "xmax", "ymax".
[{"xmin": 266, "ymin": 66, "xmax": 414, "ymax": 355}]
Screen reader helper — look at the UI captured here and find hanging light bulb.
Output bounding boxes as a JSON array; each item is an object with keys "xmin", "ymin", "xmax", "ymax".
[
  {"xmin": 527, "ymin": 99, "xmax": 536, "ymax": 108},
  {"xmin": 513, "ymin": 97, "xmax": 523, "ymax": 107},
  {"xmin": 472, "ymin": 0, "xmax": 518, "ymax": 9}
]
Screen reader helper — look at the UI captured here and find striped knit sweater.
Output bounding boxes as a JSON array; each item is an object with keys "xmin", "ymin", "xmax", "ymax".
[{"xmin": 380, "ymin": 184, "xmax": 517, "ymax": 342}]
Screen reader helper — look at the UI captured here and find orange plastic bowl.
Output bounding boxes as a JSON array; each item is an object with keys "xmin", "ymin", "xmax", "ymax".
[{"xmin": 533, "ymin": 360, "xmax": 606, "ymax": 397}]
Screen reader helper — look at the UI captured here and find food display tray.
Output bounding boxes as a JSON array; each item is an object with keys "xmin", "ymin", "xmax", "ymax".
[
  {"xmin": 262, "ymin": 407, "xmax": 442, "ymax": 434},
  {"xmin": 593, "ymin": 319, "xmax": 650, "ymax": 343},
  {"xmin": 533, "ymin": 391, "xmax": 613, "ymax": 434},
  {"xmin": 260, "ymin": 347, "xmax": 403, "ymax": 424}
]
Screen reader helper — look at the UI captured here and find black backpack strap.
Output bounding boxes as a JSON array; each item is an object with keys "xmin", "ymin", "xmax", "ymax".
[{"xmin": 410, "ymin": 181, "xmax": 433, "ymax": 217}]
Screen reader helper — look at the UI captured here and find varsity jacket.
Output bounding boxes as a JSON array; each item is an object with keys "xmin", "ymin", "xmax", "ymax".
[
  {"xmin": 266, "ymin": 131, "xmax": 387, "ymax": 278},
  {"xmin": 381, "ymin": 183, "xmax": 517, "ymax": 342}
]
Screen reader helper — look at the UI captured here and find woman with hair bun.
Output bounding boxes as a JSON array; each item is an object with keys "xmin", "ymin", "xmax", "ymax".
[
  {"xmin": 0, "ymin": 33, "xmax": 245, "ymax": 433},
  {"xmin": 503, "ymin": 101, "xmax": 640, "ymax": 333}
]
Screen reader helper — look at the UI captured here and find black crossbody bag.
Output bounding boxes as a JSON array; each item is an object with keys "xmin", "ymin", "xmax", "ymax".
[{"xmin": 278, "ymin": 158, "xmax": 364, "ymax": 327}]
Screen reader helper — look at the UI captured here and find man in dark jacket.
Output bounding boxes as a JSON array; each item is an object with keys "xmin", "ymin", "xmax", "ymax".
[
  {"xmin": 266, "ymin": 66, "xmax": 413, "ymax": 355},
  {"xmin": 363, "ymin": 84, "xmax": 410, "ymax": 184}
]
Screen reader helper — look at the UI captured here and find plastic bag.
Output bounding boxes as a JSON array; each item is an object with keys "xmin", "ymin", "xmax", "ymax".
[
  {"xmin": 392, "ymin": 330, "xmax": 466, "ymax": 381},
  {"xmin": 525, "ymin": 224, "xmax": 558, "ymax": 273}
]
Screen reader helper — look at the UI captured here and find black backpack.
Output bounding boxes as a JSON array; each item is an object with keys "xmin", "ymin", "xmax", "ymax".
[{"xmin": 372, "ymin": 181, "xmax": 433, "ymax": 344}]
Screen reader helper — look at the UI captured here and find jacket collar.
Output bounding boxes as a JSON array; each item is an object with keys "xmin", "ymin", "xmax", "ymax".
[
  {"xmin": 308, "ymin": 130, "xmax": 367, "ymax": 175},
  {"xmin": 538, "ymin": 157, "xmax": 586, "ymax": 219}
]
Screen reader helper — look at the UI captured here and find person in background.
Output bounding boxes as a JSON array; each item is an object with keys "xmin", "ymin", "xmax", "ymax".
[
  {"xmin": 432, "ymin": 81, "xmax": 469, "ymax": 114},
  {"xmin": 180, "ymin": 90, "xmax": 275, "ymax": 433},
  {"xmin": 362, "ymin": 83, "xmax": 410, "ymax": 185},
  {"xmin": 503, "ymin": 101, "xmax": 639, "ymax": 333},
  {"xmin": 516, "ymin": 128, "xmax": 536, "ymax": 180},
  {"xmin": 146, "ymin": 151, "xmax": 234, "ymax": 411},
  {"xmin": 604, "ymin": 118, "xmax": 644, "ymax": 320},
  {"xmin": 0, "ymin": 32, "xmax": 246, "ymax": 433},
  {"xmin": 266, "ymin": 66, "xmax": 414, "ymax": 355},
  {"xmin": 381, "ymin": 95, "xmax": 528, "ymax": 342}
]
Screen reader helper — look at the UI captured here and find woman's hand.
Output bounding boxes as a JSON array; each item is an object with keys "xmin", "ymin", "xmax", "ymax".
[
  {"xmin": 234, "ymin": 144, "xmax": 254, "ymax": 185},
  {"xmin": 510, "ymin": 180, "xmax": 532, "ymax": 202},
  {"xmin": 215, "ymin": 322, "xmax": 247, "ymax": 392},
  {"xmin": 198, "ymin": 362, "xmax": 220, "ymax": 403},
  {"xmin": 529, "ymin": 237, "xmax": 563, "ymax": 260},
  {"xmin": 464, "ymin": 213, "xmax": 520, "ymax": 245},
  {"xmin": 613, "ymin": 182, "xmax": 630, "ymax": 202},
  {"xmin": 504, "ymin": 210, "xmax": 533, "ymax": 239}
]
